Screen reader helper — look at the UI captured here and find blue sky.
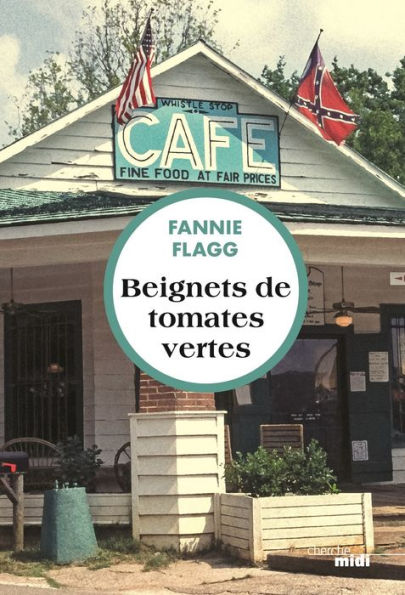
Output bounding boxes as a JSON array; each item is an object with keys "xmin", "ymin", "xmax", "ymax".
[{"xmin": 0, "ymin": 0, "xmax": 404, "ymax": 146}]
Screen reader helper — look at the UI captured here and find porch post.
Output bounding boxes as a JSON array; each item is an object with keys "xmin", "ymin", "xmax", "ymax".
[{"xmin": 11, "ymin": 473, "xmax": 24, "ymax": 552}]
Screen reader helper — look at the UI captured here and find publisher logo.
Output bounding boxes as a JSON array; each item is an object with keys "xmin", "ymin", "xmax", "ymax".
[{"xmin": 335, "ymin": 554, "xmax": 370, "ymax": 568}]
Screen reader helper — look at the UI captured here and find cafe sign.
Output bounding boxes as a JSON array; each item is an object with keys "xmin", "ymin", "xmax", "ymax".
[{"xmin": 114, "ymin": 98, "xmax": 280, "ymax": 187}]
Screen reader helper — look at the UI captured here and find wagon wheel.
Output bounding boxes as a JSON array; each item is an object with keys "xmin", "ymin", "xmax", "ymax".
[{"xmin": 114, "ymin": 441, "xmax": 131, "ymax": 492}]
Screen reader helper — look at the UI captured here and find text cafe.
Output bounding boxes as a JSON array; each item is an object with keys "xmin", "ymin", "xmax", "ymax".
[
  {"xmin": 115, "ymin": 97, "xmax": 279, "ymax": 186},
  {"xmin": 0, "ymin": 41, "xmax": 404, "ymax": 497}
]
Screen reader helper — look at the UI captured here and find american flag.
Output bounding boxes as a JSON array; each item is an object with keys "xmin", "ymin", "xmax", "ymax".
[{"xmin": 115, "ymin": 15, "xmax": 156, "ymax": 126}]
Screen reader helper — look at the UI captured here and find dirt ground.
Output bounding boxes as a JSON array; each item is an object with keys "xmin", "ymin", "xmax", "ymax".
[{"xmin": 1, "ymin": 553, "xmax": 405, "ymax": 594}]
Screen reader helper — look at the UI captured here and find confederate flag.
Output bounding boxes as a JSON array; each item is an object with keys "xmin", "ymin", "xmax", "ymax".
[{"xmin": 295, "ymin": 43, "xmax": 359, "ymax": 145}]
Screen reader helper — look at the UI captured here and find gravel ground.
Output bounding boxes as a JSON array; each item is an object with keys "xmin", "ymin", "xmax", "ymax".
[{"xmin": 1, "ymin": 553, "xmax": 405, "ymax": 594}]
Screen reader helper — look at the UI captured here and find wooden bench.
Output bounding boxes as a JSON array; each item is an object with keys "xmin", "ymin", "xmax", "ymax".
[
  {"xmin": 0, "ymin": 492, "xmax": 131, "ymax": 527},
  {"xmin": 260, "ymin": 424, "xmax": 304, "ymax": 454}
]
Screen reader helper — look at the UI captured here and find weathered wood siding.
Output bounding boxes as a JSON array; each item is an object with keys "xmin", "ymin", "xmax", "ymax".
[
  {"xmin": 0, "ymin": 492, "xmax": 130, "ymax": 526},
  {"xmin": 0, "ymin": 55, "xmax": 401, "ymax": 209},
  {"xmin": 217, "ymin": 492, "xmax": 374, "ymax": 562},
  {"xmin": 216, "ymin": 493, "xmax": 257, "ymax": 562},
  {"xmin": 130, "ymin": 411, "xmax": 225, "ymax": 552},
  {"xmin": 90, "ymin": 261, "xmax": 134, "ymax": 465}
]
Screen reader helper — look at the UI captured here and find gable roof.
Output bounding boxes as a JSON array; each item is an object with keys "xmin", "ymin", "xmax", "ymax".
[{"xmin": 0, "ymin": 40, "xmax": 404, "ymax": 202}]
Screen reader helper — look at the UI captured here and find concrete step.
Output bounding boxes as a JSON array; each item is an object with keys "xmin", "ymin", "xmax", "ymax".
[
  {"xmin": 374, "ymin": 525, "xmax": 405, "ymax": 546},
  {"xmin": 373, "ymin": 506, "xmax": 405, "ymax": 526},
  {"xmin": 268, "ymin": 552, "xmax": 405, "ymax": 580},
  {"xmin": 374, "ymin": 517, "xmax": 405, "ymax": 526}
]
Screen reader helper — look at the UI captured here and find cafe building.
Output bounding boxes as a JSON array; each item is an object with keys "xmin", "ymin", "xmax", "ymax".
[{"xmin": 0, "ymin": 40, "xmax": 404, "ymax": 491}]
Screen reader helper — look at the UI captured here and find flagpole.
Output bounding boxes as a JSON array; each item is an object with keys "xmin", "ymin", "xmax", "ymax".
[
  {"xmin": 312, "ymin": 28, "xmax": 324, "ymax": 52},
  {"xmin": 278, "ymin": 29, "xmax": 324, "ymax": 137},
  {"xmin": 136, "ymin": 8, "xmax": 154, "ymax": 46}
]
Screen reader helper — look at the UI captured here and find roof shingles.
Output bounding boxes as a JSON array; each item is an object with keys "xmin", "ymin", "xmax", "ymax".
[{"xmin": 0, "ymin": 189, "xmax": 405, "ymax": 228}]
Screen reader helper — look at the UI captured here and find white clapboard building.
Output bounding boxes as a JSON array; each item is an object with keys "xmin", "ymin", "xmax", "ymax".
[{"xmin": 0, "ymin": 40, "xmax": 404, "ymax": 498}]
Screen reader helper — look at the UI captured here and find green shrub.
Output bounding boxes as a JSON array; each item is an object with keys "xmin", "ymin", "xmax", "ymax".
[
  {"xmin": 225, "ymin": 440, "xmax": 338, "ymax": 497},
  {"xmin": 55, "ymin": 435, "xmax": 103, "ymax": 491}
]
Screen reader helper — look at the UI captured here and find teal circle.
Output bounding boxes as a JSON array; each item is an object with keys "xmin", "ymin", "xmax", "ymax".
[{"xmin": 104, "ymin": 188, "xmax": 308, "ymax": 392}]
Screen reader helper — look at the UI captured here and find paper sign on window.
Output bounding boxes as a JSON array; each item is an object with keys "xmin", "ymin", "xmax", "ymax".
[
  {"xmin": 369, "ymin": 351, "xmax": 389, "ymax": 383},
  {"xmin": 352, "ymin": 440, "xmax": 368, "ymax": 462}
]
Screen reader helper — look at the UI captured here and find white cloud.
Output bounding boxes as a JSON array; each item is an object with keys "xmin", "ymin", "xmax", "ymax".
[
  {"xmin": 216, "ymin": 0, "xmax": 405, "ymax": 77},
  {"xmin": 0, "ymin": 35, "xmax": 25, "ymax": 98},
  {"xmin": 216, "ymin": 0, "xmax": 284, "ymax": 65},
  {"xmin": 318, "ymin": 0, "xmax": 405, "ymax": 49},
  {"xmin": 0, "ymin": 35, "xmax": 27, "ymax": 144}
]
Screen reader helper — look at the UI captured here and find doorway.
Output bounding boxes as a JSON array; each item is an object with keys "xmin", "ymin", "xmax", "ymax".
[
  {"xmin": 270, "ymin": 336, "xmax": 348, "ymax": 478},
  {"xmin": 216, "ymin": 333, "xmax": 349, "ymax": 479},
  {"xmin": 381, "ymin": 305, "xmax": 405, "ymax": 446},
  {"xmin": 4, "ymin": 300, "xmax": 83, "ymax": 443}
]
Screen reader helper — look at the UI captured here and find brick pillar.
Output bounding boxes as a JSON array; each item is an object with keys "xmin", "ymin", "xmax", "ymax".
[{"xmin": 139, "ymin": 372, "xmax": 215, "ymax": 412}]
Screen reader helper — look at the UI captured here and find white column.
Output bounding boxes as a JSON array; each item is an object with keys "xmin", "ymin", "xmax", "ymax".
[{"xmin": 129, "ymin": 410, "xmax": 225, "ymax": 552}]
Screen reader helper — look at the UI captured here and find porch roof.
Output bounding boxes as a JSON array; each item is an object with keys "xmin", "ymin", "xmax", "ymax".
[{"xmin": 1, "ymin": 188, "xmax": 405, "ymax": 229}]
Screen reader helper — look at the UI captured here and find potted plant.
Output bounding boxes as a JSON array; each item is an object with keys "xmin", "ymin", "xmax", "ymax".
[{"xmin": 55, "ymin": 435, "xmax": 103, "ymax": 492}]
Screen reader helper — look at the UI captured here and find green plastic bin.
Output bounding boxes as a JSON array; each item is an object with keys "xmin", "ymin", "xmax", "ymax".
[{"xmin": 40, "ymin": 486, "xmax": 98, "ymax": 563}]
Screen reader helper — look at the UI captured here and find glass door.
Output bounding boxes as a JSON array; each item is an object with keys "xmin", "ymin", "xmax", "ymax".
[{"xmin": 270, "ymin": 337, "xmax": 347, "ymax": 478}]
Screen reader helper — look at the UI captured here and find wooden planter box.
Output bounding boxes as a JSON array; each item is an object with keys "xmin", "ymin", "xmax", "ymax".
[{"xmin": 215, "ymin": 492, "xmax": 374, "ymax": 563}]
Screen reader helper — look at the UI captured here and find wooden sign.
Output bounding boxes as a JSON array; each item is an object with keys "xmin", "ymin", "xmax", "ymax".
[
  {"xmin": 390, "ymin": 272, "xmax": 405, "ymax": 285},
  {"xmin": 114, "ymin": 98, "xmax": 280, "ymax": 187}
]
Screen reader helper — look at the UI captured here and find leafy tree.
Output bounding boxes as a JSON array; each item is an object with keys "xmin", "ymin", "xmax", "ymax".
[
  {"xmin": 7, "ymin": 54, "xmax": 82, "ymax": 139},
  {"xmin": 261, "ymin": 56, "xmax": 299, "ymax": 103},
  {"xmin": 260, "ymin": 55, "xmax": 405, "ymax": 185},
  {"xmin": 9, "ymin": 0, "xmax": 221, "ymax": 139},
  {"xmin": 70, "ymin": 0, "xmax": 221, "ymax": 100},
  {"xmin": 391, "ymin": 57, "xmax": 405, "ymax": 118},
  {"xmin": 330, "ymin": 57, "xmax": 405, "ymax": 183}
]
